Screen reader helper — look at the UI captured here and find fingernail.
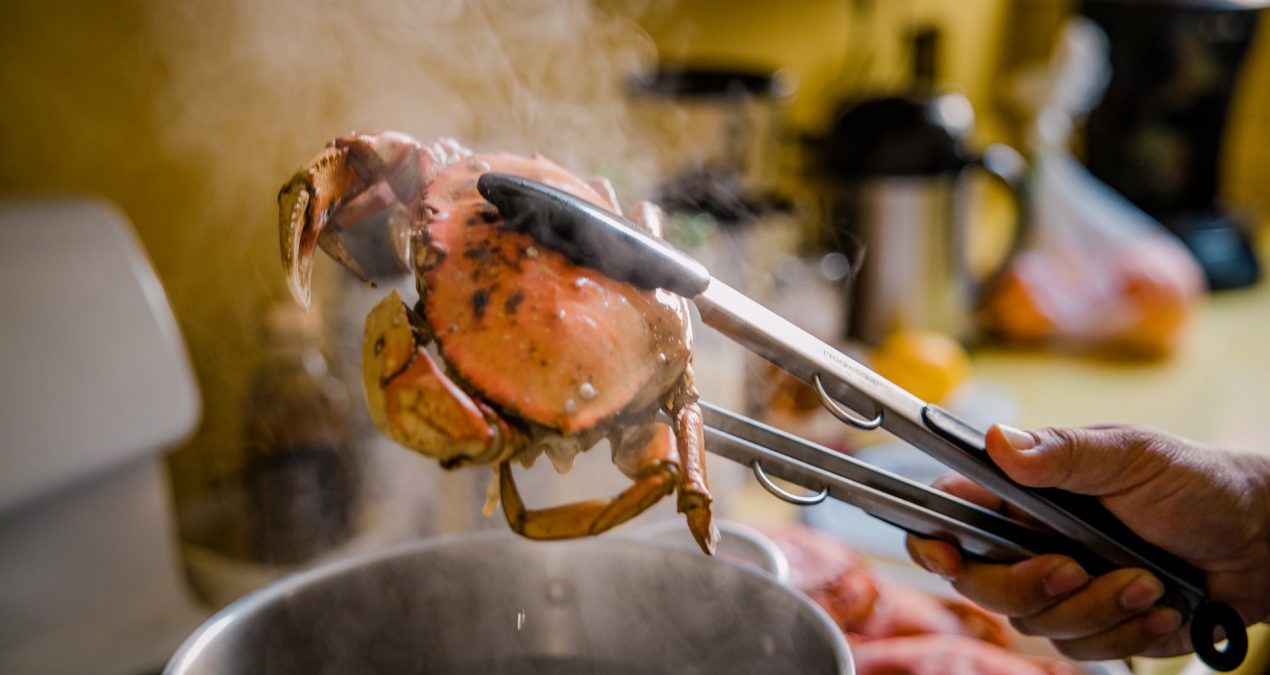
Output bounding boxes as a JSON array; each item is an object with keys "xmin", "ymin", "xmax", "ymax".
[
  {"xmin": 1143, "ymin": 607, "xmax": 1183, "ymax": 635},
  {"xmin": 911, "ymin": 542, "xmax": 953, "ymax": 578},
  {"xmin": 998, "ymin": 425, "xmax": 1038, "ymax": 451},
  {"xmin": 1043, "ymin": 562, "xmax": 1090, "ymax": 597},
  {"xmin": 1120, "ymin": 575, "xmax": 1165, "ymax": 611}
]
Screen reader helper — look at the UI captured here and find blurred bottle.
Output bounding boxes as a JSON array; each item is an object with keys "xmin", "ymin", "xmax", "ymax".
[{"xmin": 241, "ymin": 302, "xmax": 360, "ymax": 565}]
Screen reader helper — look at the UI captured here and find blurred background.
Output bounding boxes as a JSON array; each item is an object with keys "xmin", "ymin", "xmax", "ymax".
[{"xmin": 3, "ymin": 0, "xmax": 1270, "ymax": 673}]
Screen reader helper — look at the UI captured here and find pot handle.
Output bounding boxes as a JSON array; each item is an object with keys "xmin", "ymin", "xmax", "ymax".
[{"xmin": 971, "ymin": 143, "xmax": 1030, "ymax": 298}]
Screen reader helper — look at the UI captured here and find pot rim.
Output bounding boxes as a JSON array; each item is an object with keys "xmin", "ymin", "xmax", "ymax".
[{"xmin": 165, "ymin": 531, "xmax": 852, "ymax": 675}]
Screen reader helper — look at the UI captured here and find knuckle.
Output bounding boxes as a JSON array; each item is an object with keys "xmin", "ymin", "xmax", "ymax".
[
  {"xmin": 1034, "ymin": 427, "xmax": 1081, "ymax": 485},
  {"xmin": 1045, "ymin": 426, "xmax": 1084, "ymax": 449},
  {"xmin": 1003, "ymin": 558, "xmax": 1065, "ymax": 613}
]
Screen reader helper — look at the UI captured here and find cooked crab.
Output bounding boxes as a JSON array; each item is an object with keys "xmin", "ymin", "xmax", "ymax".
[{"xmin": 278, "ymin": 132, "xmax": 718, "ymax": 553}]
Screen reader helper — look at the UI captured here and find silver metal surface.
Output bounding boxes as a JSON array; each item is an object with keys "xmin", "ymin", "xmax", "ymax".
[
  {"xmin": 752, "ymin": 462, "xmax": 830, "ymax": 506},
  {"xmin": 812, "ymin": 374, "xmax": 882, "ymax": 429},
  {"xmin": 165, "ymin": 534, "xmax": 852, "ymax": 675},
  {"xmin": 626, "ymin": 518, "xmax": 791, "ymax": 585},
  {"xmin": 836, "ymin": 177, "xmax": 974, "ymax": 344},
  {"xmin": 696, "ymin": 404, "xmax": 1066, "ymax": 564}
]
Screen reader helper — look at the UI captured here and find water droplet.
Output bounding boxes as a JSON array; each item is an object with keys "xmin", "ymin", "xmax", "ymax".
[
  {"xmin": 578, "ymin": 382, "xmax": 597, "ymax": 400},
  {"xmin": 525, "ymin": 246, "xmax": 540, "ymax": 258},
  {"xmin": 564, "ymin": 398, "xmax": 577, "ymax": 414},
  {"xmin": 556, "ymin": 309, "xmax": 567, "ymax": 320},
  {"xmin": 545, "ymin": 579, "xmax": 570, "ymax": 604},
  {"xmin": 573, "ymin": 277, "xmax": 586, "ymax": 288},
  {"xmin": 818, "ymin": 251, "xmax": 850, "ymax": 281},
  {"xmin": 657, "ymin": 352, "xmax": 667, "ymax": 363},
  {"xmin": 546, "ymin": 443, "xmax": 577, "ymax": 473}
]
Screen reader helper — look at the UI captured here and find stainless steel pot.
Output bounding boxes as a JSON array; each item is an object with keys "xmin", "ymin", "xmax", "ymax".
[{"xmin": 165, "ymin": 533, "xmax": 852, "ymax": 674}]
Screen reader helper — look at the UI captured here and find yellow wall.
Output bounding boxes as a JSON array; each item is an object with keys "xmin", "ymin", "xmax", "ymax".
[
  {"xmin": 633, "ymin": 0, "xmax": 1011, "ymax": 134},
  {"xmin": 635, "ymin": 0, "xmax": 1270, "ymax": 217},
  {"xmin": 1227, "ymin": 10, "xmax": 1270, "ymax": 220},
  {"xmin": 0, "ymin": 0, "xmax": 265, "ymax": 499}
]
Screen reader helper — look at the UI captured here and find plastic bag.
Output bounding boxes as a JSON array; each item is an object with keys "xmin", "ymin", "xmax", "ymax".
[
  {"xmin": 983, "ymin": 154, "xmax": 1205, "ymax": 357},
  {"xmin": 982, "ymin": 18, "xmax": 1205, "ymax": 358}
]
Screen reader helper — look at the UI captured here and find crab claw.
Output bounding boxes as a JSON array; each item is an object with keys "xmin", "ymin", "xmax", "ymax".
[
  {"xmin": 363, "ymin": 290, "xmax": 513, "ymax": 467},
  {"xmin": 279, "ymin": 145, "xmax": 363, "ymax": 308},
  {"xmin": 278, "ymin": 132, "xmax": 432, "ymax": 308},
  {"xmin": 278, "ymin": 186, "xmax": 313, "ymax": 308}
]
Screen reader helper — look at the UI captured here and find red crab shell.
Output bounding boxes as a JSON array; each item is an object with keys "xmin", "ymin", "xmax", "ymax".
[{"xmin": 416, "ymin": 152, "xmax": 691, "ymax": 436}]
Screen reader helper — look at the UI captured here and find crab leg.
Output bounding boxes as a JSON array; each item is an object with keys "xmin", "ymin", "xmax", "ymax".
[
  {"xmin": 667, "ymin": 364, "xmax": 719, "ymax": 555},
  {"xmin": 499, "ymin": 424, "xmax": 680, "ymax": 540},
  {"xmin": 628, "ymin": 199, "xmax": 719, "ymax": 553}
]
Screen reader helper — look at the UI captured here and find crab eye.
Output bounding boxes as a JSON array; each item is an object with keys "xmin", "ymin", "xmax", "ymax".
[{"xmin": 374, "ymin": 336, "xmax": 385, "ymax": 355}]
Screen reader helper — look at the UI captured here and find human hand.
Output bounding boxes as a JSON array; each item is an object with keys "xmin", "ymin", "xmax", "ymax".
[{"xmin": 906, "ymin": 424, "xmax": 1270, "ymax": 660}]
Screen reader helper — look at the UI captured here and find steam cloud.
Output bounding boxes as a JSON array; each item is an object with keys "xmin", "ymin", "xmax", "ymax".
[{"xmin": 148, "ymin": 0, "xmax": 665, "ymax": 211}]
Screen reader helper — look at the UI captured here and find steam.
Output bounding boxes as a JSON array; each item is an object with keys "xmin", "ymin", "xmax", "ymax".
[
  {"xmin": 144, "ymin": 0, "xmax": 676, "ymax": 515},
  {"xmin": 147, "ymin": 0, "xmax": 664, "ymax": 202}
]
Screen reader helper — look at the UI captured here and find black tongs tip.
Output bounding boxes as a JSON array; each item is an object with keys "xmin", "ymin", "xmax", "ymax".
[{"xmin": 477, "ymin": 172, "xmax": 711, "ymax": 297}]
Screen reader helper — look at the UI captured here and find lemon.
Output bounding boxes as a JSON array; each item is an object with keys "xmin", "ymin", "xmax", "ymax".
[{"xmin": 869, "ymin": 330, "xmax": 971, "ymax": 404}]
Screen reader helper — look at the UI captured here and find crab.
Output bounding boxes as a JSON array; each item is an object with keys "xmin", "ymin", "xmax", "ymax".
[{"xmin": 278, "ymin": 132, "xmax": 718, "ymax": 553}]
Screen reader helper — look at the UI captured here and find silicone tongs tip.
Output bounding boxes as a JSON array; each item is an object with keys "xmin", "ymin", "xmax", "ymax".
[{"xmin": 477, "ymin": 172, "xmax": 710, "ymax": 296}]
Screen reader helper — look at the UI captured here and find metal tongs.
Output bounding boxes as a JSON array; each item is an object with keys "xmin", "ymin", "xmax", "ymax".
[{"xmin": 476, "ymin": 173, "xmax": 1247, "ymax": 671}]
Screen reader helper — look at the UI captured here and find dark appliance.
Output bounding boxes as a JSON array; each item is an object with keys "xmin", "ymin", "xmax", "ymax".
[{"xmin": 1080, "ymin": 0, "xmax": 1268, "ymax": 290}]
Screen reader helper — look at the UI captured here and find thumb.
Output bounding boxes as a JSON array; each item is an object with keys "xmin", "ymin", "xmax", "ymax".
[{"xmin": 985, "ymin": 424, "xmax": 1165, "ymax": 496}]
